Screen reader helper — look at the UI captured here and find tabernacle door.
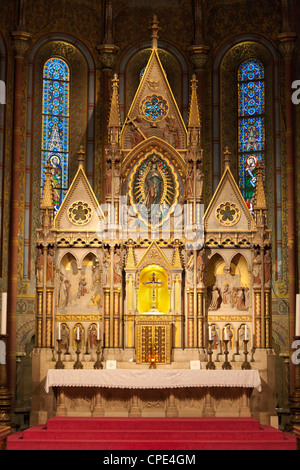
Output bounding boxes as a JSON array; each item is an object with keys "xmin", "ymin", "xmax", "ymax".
[{"xmin": 135, "ymin": 315, "xmax": 172, "ymax": 365}]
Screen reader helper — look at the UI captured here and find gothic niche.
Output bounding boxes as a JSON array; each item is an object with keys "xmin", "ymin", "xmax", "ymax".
[{"xmin": 207, "ymin": 253, "xmax": 251, "ymax": 313}]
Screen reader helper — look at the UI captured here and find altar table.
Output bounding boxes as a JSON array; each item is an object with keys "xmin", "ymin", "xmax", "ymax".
[{"xmin": 45, "ymin": 369, "xmax": 262, "ymax": 418}]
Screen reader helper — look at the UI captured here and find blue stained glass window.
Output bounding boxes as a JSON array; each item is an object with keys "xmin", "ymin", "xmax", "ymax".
[
  {"xmin": 238, "ymin": 59, "xmax": 265, "ymax": 215},
  {"xmin": 41, "ymin": 58, "xmax": 70, "ymax": 214}
]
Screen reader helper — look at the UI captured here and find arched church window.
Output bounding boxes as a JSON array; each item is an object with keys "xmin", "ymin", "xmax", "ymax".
[
  {"xmin": 238, "ymin": 59, "xmax": 265, "ymax": 214},
  {"xmin": 41, "ymin": 57, "xmax": 70, "ymax": 214}
]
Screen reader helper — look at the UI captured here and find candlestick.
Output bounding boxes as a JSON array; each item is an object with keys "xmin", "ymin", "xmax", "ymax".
[
  {"xmin": 222, "ymin": 340, "xmax": 232, "ymax": 370},
  {"xmin": 241, "ymin": 339, "xmax": 252, "ymax": 370},
  {"xmin": 206, "ymin": 339, "xmax": 216, "ymax": 370},
  {"xmin": 55, "ymin": 339, "xmax": 64, "ymax": 369},
  {"xmin": 1, "ymin": 293, "xmax": 7, "ymax": 335},
  {"xmin": 74, "ymin": 338, "xmax": 83, "ymax": 369},
  {"xmin": 94, "ymin": 339, "xmax": 103, "ymax": 370}
]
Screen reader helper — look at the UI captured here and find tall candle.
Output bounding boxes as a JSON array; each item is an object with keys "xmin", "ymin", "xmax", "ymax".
[
  {"xmin": 209, "ymin": 325, "xmax": 212, "ymax": 341},
  {"xmin": 296, "ymin": 295, "xmax": 300, "ymax": 337},
  {"xmin": 245, "ymin": 324, "xmax": 248, "ymax": 341},
  {"xmin": 77, "ymin": 327, "xmax": 80, "ymax": 340},
  {"xmin": 1, "ymin": 293, "xmax": 7, "ymax": 335},
  {"xmin": 58, "ymin": 323, "xmax": 61, "ymax": 340},
  {"xmin": 224, "ymin": 327, "xmax": 228, "ymax": 341},
  {"xmin": 97, "ymin": 324, "xmax": 100, "ymax": 340}
]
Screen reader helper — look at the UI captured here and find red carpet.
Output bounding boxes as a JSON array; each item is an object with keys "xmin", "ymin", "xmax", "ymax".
[{"xmin": 7, "ymin": 417, "xmax": 297, "ymax": 450}]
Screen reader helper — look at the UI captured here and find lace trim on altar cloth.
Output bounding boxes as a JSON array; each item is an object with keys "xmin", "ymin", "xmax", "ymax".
[{"xmin": 45, "ymin": 369, "xmax": 262, "ymax": 393}]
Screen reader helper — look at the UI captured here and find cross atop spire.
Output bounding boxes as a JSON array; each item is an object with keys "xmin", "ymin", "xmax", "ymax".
[{"xmin": 150, "ymin": 15, "xmax": 161, "ymax": 49}]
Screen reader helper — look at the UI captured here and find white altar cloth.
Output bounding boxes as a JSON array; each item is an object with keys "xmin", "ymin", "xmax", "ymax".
[{"xmin": 45, "ymin": 369, "xmax": 262, "ymax": 393}]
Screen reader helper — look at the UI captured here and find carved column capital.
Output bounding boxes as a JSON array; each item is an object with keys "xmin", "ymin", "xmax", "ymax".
[
  {"xmin": 188, "ymin": 44, "xmax": 210, "ymax": 72},
  {"xmin": 278, "ymin": 32, "xmax": 297, "ymax": 60},
  {"xmin": 11, "ymin": 31, "xmax": 31, "ymax": 59},
  {"xmin": 96, "ymin": 44, "xmax": 120, "ymax": 71}
]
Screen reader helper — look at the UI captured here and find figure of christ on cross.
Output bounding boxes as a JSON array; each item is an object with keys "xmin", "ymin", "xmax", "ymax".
[{"xmin": 144, "ymin": 272, "xmax": 164, "ymax": 312}]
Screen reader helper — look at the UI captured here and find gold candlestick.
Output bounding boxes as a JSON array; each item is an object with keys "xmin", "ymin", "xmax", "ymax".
[
  {"xmin": 206, "ymin": 339, "xmax": 216, "ymax": 370},
  {"xmin": 222, "ymin": 339, "xmax": 232, "ymax": 370},
  {"xmin": 241, "ymin": 339, "xmax": 251, "ymax": 370},
  {"xmin": 73, "ymin": 339, "xmax": 83, "ymax": 369},
  {"xmin": 94, "ymin": 339, "xmax": 103, "ymax": 370},
  {"xmin": 55, "ymin": 339, "xmax": 64, "ymax": 369}
]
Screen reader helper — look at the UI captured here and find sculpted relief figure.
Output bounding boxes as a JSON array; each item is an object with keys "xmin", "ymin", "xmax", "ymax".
[
  {"xmin": 264, "ymin": 249, "xmax": 272, "ymax": 287},
  {"xmin": 252, "ymin": 249, "xmax": 262, "ymax": 286},
  {"xmin": 36, "ymin": 248, "xmax": 44, "ymax": 284},
  {"xmin": 163, "ymin": 115, "xmax": 179, "ymax": 148},
  {"xmin": 196, "ymin": 250, "xmax": 205, "ymax": 285},
  {"xmin": 209, "ymin": 286, "xmax": 221, "ymax": 311}
]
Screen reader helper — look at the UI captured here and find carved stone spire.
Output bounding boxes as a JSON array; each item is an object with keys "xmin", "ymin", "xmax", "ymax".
[
  {"xmin": 224, "ymin": 147, "xmax": 231, "ymax": 170},
  {"xmin": 188, "ymin": 74, "xmax": 201, "ymax": 148},
  {"xmin": 254, "ymin": 163, "xmax": 267, "ymax": 227},
  {"xmin": 150, "ymin": 15, "xmax": 161, "ymax": 50},
  {"xmin": 40, "ymin": 160, "xmax": 54, "ymax": 211},
  {"xmin": 77, "ymin": 145, "xmax": 85, "ymax": 168},
  {"xmin": 108, "ymin": 74, "xmax": 121, "ymax": 142}
]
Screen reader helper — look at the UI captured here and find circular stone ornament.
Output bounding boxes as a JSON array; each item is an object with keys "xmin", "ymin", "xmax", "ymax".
[
  {"xmin": 215, "ymin": 202, "xmax": 241, "ymax": 227},
  {"xmin": 67, "ymin": 201, "xmax": 93, "ymax": 226}
]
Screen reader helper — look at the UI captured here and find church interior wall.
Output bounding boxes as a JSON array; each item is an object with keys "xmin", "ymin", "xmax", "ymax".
[{"xmin": 0, "ymin": 0, "xmax": 299, "ymax": 430}]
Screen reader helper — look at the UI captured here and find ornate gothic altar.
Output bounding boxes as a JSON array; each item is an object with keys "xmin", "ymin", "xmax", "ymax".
[{"xmin": 30, "ymin": 19, "xmax": 276, "ymax": 426}]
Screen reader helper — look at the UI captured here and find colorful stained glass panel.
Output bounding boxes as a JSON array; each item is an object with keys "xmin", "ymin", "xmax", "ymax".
[{"xmin": 41, "ymin": 58, "xmax": 70, "ymax": 214}]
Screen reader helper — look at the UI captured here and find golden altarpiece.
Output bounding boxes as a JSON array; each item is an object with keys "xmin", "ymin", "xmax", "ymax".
[{"xmin": 30, "ymin": 27, "xmax": 276, "ymax": 425}]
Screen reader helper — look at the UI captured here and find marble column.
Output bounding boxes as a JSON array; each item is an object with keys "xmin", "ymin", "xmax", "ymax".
[
  {"xmin": 278, "ymin": 31, "xmax": 297, "ymax": 392},
  {"xmin": 7, "ymin": 30, "xmax": 31, "ymax": 408}
]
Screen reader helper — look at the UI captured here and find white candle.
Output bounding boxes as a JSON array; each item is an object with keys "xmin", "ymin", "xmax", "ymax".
[
  {"xmin": 296, "ymin": 295, "xmax": 300, "ymax": 337},
  {"xmin": 209, "ymin": 325, "xmax": 212, "ymax": 341},
  {"xmin": 97, "ymin": 324, "xmax": 100, "ymax": 340},
  {"xmin": 77, "ymin": 327, "xmax": 80, "ymax": 340},
  {"xmin": 58, "ymin": 323, "xmax": 61, "ymax": 340},
  {"xmin": 1, "ymin": 293, "xmax": 7, "ymax": 335},
  {"xmin": 224, "ymin": 327, "xmax": 228, "ymax": 341},
  {"xmin": 245, "ymin": 324, "xmax": 248, "ymax": 341}
]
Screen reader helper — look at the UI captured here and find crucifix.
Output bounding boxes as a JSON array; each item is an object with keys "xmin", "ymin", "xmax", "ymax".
[{"xmin": 144, "ymin": 272, "xmax": 164, "ymax": 312}]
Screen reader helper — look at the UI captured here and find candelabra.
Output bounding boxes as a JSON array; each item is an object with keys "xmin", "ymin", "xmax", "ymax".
[
  {"xmin": 55, "ymin": 339, "xmax": 64, "ymax": 369},
  {"xmin": 241, "ymin": 339, "xmax": 251, "ymax": 370},
  {"xmin": 206, "ymin": 340, "xmax": 216, "ymax": 370},
  {"xmin": 222, "ymin": 340, "xmax": 232, "ymax": 370},
  {"xmin": 73, "ymin": 339, "xmax": 83, "ymax": 369},
  {"xmin": 94, "ymin": 340, "xmax": 103, "ymax": 370},
  {"xmin": 0, "ymin": 335, "xmax": 11, "ymax": 426}
]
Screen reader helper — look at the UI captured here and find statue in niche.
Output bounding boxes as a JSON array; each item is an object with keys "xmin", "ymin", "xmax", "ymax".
[
  {"xmin": 209, "ymin": 286, "xmax": 221, "ymax": 311},
  {"xmin": 244, "ymin": 287, "xmax": 250, "ymax": 309},
  {"xmin": 252, "ymin": 249, "xmax": 262, "ymax": 285},
  {"xmin": 102, "ymin": 248, "xmax": 110, "ymax": 285},
  {"xmin": 36, "ymin": 248, "xmax": 44, "ymax": 284},
  {"xmin": 61, "ymin": 323, "xmax": 70, "ymax": 351},
  {"xmin": 264, "ymin": 249, "xmax": 272, "ymax": 287},
  {"xmin": 163, "ymin": 115, "xmax": 179, "ymax": 148},
  {"xmin": 196, "ymin": 250, "xmax": 205, "ymax": 285},
  {"xmin": 46, "ymin": 247, "xmax": 55, "ymax": 283},
  {"xmin": 224, "ymin": 325, "xmax": 234, "ymax": 349},
  {"xmin": 59, "ymin": 276, "xmax": 71, "ymax": 309},
  {"xmin": 186, "ymin": 251, "xmax": 194, "ymax": 287},
  {"xmin": 211, "ymin": 324, "xmax": 219, "ymax": 350},
  {"xmin": 186, "ymin": 166, "xmax": 194, "ymax": 198},
  {"xmin": 88, "ymin": 324, "xmax": 98, "ymax": 349},
  {"xmin": 144, "ymin": 161, "xmax": 163, "ymax": 210},
  {"xmin": 113, "ymin": 247, "xmax": 122, "ymax": 285},
  {"xmin": 114, "ymin": 162, "xmax": 121, "ymax": 197},
  {"xmin": 231, "ymin": 287, "xmax": 238, "ymax": 308},
  {"xmin": 195, "ymin": 165, "xmax": 203, "ymax": 198},
  {"xmin": 105, "ymin": 161, "xmax": 112, "ymax": 196}
]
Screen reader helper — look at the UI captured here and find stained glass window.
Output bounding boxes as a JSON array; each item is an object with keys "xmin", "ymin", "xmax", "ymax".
[
  {"xmin": 238, "ymin": 59, "xmax": 265, "ymax": 215},
  {"xmin": 41, "ymin": 58, "xmax": 70, "ymax": 214}
]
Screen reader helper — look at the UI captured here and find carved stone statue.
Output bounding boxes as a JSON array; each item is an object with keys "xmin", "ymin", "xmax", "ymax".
[
  {"xmin": 209, "ymin": 286, "xmax": 221, "ymax": 311},
  {"xmin": 264, "ymin": 249, "xmax": 272, "ymax": 287},
  {"xmin": 36, "ymin": 248, "xmax": 44, "ymax": 284},
  {"xmin": 252, "ymin": 249, "xmax": 262, "ymax": 285}
]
